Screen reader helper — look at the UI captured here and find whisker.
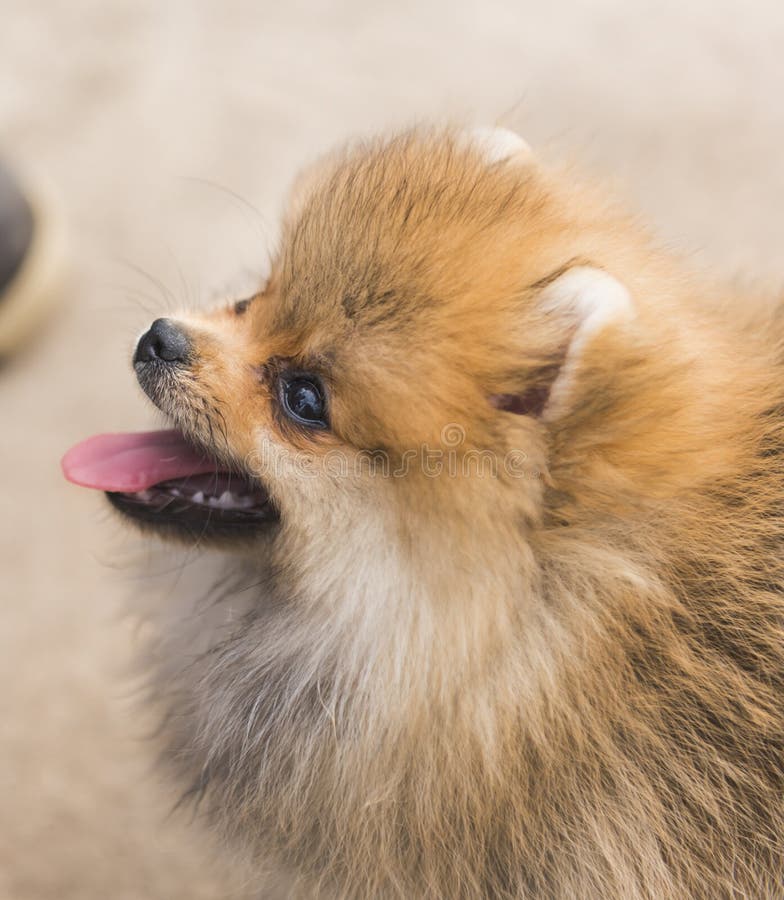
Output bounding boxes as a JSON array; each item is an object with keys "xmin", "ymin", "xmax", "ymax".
[
  {"xmin": 175, "ymin": 174, "xmax": 272, "ymax": 244},
  {"xmin": 113, "ymin": 257, "xmax": 180, "ymax": 313}
]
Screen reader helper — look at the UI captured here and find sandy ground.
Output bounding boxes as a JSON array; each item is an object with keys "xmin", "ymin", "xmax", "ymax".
[{"xmin": 2, "ymin": 1, "xmax": 784, "ymax": 897}]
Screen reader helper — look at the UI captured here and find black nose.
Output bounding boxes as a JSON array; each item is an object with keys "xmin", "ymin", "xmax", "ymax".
[{"xmin": 134, "ymin": 318, "xmax": 190, "ymax": 365}]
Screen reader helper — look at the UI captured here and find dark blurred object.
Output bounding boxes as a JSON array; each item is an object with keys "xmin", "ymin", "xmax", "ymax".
[{"xmin": 0, "ymin": 161, "xmax": 64, "ymax": 357}]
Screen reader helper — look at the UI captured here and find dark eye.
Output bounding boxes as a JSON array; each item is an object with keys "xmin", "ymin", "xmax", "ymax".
[
  {"xmin": 234, "ymin": 298, "xmax": 251, "ymax": 315},
  {"xmin": 279, "ymin": 375, "xmax": 328, "ymax": 429}
]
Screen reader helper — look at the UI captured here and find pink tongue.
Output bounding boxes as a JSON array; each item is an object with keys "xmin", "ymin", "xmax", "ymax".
[{"xmin": 61, "ymin": 430, "xmax": 220, "ymax": 492}]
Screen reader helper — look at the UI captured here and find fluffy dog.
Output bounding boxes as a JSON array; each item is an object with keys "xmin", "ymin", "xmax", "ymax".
[{"xmin": 64, "ymin": 127, "xmax": 784, "ymax": 897}]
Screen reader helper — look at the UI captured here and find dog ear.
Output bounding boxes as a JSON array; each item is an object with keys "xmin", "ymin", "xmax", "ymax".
[
  {"xmin": 490, "ymin": 266, "xmax": 634, "ymax": 420},
  {"xmin": 467, "ymin": 127, "xmax": 532, "ymax": 166}
]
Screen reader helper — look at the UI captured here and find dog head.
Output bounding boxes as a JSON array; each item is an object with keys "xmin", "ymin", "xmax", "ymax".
[{"xmin": 65, "ymin": 128, "xmax": 647, "ymax": 592}]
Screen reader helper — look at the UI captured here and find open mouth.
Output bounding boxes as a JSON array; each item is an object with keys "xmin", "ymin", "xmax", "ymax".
[{"xmin": 62, "ymin": 429, "xmax": 279, "ymax": 541}]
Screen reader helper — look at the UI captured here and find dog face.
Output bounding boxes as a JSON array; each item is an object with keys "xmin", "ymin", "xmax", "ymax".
[{"xmin": 91, "ymin": 129, "xmax": 640, "ymax": 572}]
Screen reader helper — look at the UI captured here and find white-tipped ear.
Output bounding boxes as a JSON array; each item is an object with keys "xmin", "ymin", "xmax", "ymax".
[
  {"xmin": 539, "ymin": 266, "xmax": 634, "ymax": 419},
  {"xmin": 489, "ymin": 267, "xmax": 634, "ymax": 420},
  {"xmin": 467, "ymin": 127, "xmax": 532, "ymax": 165},
  {"xmin": 540, "ymin": 266, "xmax": 633, "ymax": 347}
]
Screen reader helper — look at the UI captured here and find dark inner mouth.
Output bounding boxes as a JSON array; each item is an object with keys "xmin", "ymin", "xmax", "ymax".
[{"xmin": 106, "ymin": 470, "xmax": 279, "ymax": 540}]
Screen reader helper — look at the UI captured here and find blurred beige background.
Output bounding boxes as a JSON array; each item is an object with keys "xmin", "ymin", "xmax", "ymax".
[{"xmin": 2, "ymin": 1, "xmax": 784, "ymax": 898}]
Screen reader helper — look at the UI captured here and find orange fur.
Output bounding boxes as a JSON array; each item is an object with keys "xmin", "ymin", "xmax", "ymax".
[{"xmin": 129, "ymin": 128, "xmax": 784, "ymax": 897}]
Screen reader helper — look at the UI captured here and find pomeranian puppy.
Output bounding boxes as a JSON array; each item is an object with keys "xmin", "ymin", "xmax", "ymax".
[{"xmin": 63, "ymin": 127, "xmax": 784, "ymax": 898}]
